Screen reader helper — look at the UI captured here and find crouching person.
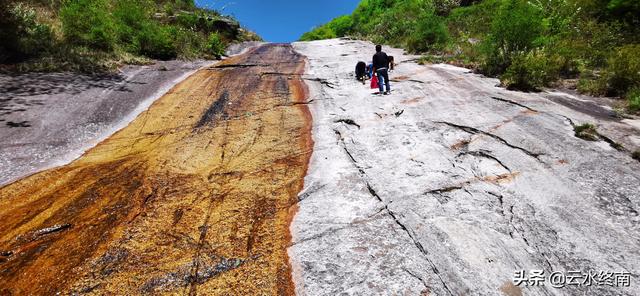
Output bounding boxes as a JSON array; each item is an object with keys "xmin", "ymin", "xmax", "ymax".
[{"xmin": 355, "ymin": 61, "xmax": 367, "ymax": 84}]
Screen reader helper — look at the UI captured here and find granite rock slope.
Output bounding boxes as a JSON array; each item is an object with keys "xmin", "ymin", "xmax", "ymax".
[{"xmin": 290, "ymin": 38, "xmax": 639, "ymax": 296}]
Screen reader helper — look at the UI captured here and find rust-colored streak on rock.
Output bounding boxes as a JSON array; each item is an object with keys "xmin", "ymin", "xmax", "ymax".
[{"xmin": 0, "ymin": 44, "xmax": 311, "ymax": 295}]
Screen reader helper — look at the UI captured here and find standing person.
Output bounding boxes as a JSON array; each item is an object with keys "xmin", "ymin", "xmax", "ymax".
[{"xmin": 372, "ymin": 45, "xmax": 391, "ymax": 95}]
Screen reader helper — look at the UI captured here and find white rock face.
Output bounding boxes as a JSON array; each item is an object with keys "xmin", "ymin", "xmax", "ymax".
[
  {"xmin": 290, "ymin": 39, "xmax": 639, "ymax": 295},
  {"xmin": 0, "ymin": 60, "xmax": 213, "ymax": 185}
]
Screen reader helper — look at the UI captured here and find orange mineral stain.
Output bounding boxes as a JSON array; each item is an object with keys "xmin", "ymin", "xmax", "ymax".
[{"xmin": 0, "ymin": 44, "xmax": 311, "ymax": 295}]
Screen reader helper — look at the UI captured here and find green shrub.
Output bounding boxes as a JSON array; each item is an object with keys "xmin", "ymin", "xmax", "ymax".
[
  {"xmin": 481, "ymin": 0, "xmax": 544, "ymax": 76},
  {"xmin": 300, "ymin": 0, "xmax": 444, "ymax": 50},
  {"xmin": 604, "ymin": 0, "xmax": 640, "ymax": 38},
  {"xmin": 169, "ymin": 0, "xmax": 196, "ymax": 10},
  {"xmin": 328, "ymin": 15, "xmax": 354, "ymax": 37},
  {"xmin": 175, "ymin": 12, "xmax": 226, "ymax": 34},
  {"xmin": 602, "ymin": 44, "xmax": 640, "ymax": 96},
  {"xmin": 0, "ymin": 3, "xmax": 53, "ymax": 62},
  {"xmin": 406, "ymin": 10, "xmax": 449, "ymax": 52},
  {"xmin": 550, "ymin": 47, "xmax": 582, "ymax": 78},
  {"xmin": 0, "ymin": 0, "xmax": 251, "ymax": 72},
  {"xmin": 206, "ymin": 32, "xmax": 226, "ymax": 58},
  {"xmin": 577, "ymin": 44, "xmax": 639, "ymax": 97},
  {"xmin": 447, "ymin": 0, "xmax": 501, "ymax": 39},
  {"xmin": 112, "ymin": 0, "xmax": 154, "ymax": 53},
  {"xmin": 174, "ymin": 27, "xmax": 204, "ymax": 59},
  {"xmin": 632, "ymin": 150, "xmax": 640, "ymax": 161},
  {"xmin": 299, "ymin": 26, "xmax": 337, "ymax": 41},
  {"xmin": 446, "ymin": 37, "xmax": 483, "ymax": 68},
  {"xmin": 136, "ymin": 25, "xmax": 177, "ymax": 60},
  {"xmin": 350, "ymin": 0, "xmax": 396, "ymax": 34},
  {"xmin": 60, "ymin": 0, "xmax": 117, "ymax": 50},
  {"xmin": 0, "ymin": 1, "xmax": 18, "ymax": 63},
  {"xmin": 500, "ymin": 50, "xmax": 559, "ymax": 91},
  {"xmin": 299, "ymin": 0, "xmax": 636, "ymax": 101},
  {"xmin": 627, "ymin": 87, "xmax": 640, "ymax": 113},
  {"xmin": 163, "ymin": 2, "xmax": 176, "ymax": 16},
  {"xmin": 434, "ymin": 0, "xmax": 464, "ymax": 15},
  {"xmin": 564, "ymin": 20, "xmax": 621, "ymax": 69},
  {"xmin": 176, "ymin": 12, "xmax": 199, "ymax": 29},
  {"xmin": 237, "ymin": 28, "xmax": 262, "ymax": 42},
  {"xmin": 577, "ymin": 74, "xmax": 609, "ymax": 96},
  {"xmin": 369, "ymin": 9, "xmax": 410, "ymax": 45},
  {"xmin": 11, "ymin": 3, "xmax": 54, "ymax": 57}
]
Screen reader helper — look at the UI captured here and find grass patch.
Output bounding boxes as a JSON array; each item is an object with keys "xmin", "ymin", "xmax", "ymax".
[
  {"xmin": 627, "ymin": 87, "xmax": 640, "ymax": 114},
  {"xmin": 417, "ymin": 55, "xmax": 448, "ymax": 65},
  {"xmin": 573, "ymin": 123, "xmax": 625, "ymax": 151},
  {"xmin": 574, "ymin": 123, "xmax": 600, "ymax": 141}
]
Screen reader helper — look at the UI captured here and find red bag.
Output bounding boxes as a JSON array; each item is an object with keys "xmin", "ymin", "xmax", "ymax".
[{"xmin": 370, "ymin": 75, "xmax": 379, "ymax": 89}]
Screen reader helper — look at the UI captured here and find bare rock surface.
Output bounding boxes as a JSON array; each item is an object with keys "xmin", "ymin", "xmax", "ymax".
[
  {"xmin": 225, "ymin": 41, "xmax": 266, "ymax": 56},
  {"xmin": 291, "ymin": 38, "xmax": 639, "ymax": 295},
  {"xmin": 0, "ymin": 60, "xmax": 212, "ymax": 185}
]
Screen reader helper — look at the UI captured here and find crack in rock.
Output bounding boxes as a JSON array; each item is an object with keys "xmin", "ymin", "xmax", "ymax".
[
  {"xmin": 289, "ymin": 207, "xmax": 385, "ymax": 247},
  {"xmin": 425, "ymin": 186, "xmax": 464, "ymax": 195},
  {"xmin": 499, "ymin": 198, "xmax": 532, "ymax": 247},
  {"xmin": 290, "ymin": 211, "xmax": 387, "ymax": 247},
  {"xmin": 487, "ymin": 191, "xmax": 506, "ymax": 216},
  {"xmin": 332, "ymin": 131, "xmax": 455, "ymax": 295},
  {"xmin": 209, "ymin": 64, "xmax": 266, "ymax": 69},
  {"xmin": 297, "ymin": 183, "xmax": 327, "ymax": 202},
  {"xmin": 490, "ymin": 96, "xmax": 538, "ymax": 112},
  {"xmin": 555, "ymin": 113, "xmax": 576, "ymax": 127},
  {"xmin": 403, "ymin": 267, "xmax": 431, "ymax": 292},
  {"xmin": 304, "ymin": 77, "xmax": 337, "ymax": 89},
  {"xmin": 598, "ymin": 133, "xmax": 627, "ymax": 152},
  {"xmin": 493, "ymin": 197, "xmax": 555, "ymax": 272},
  {"xmin": 140, "ymin": 256, "xmax": 244, "ymax": 293},
  {"xmin": 334, "ymin": 129, "xmax": 359, "ymax": 164},
  {"xmin": 556, "ymin": 113, "xmax": 627, "ymax": 152},
  {"xmin": 435, "ymin": 121, "xmax": 544, "ymax": 162},
  {"xmin": 259, "ymin": 72, "xmax": 303, "ymax": 77},
  {"xmin": 274, "ymin": 100, "xmax": 315, "ymax": 107},
  {"xmin": 424, "ymin": 185, "xmax": 467, "ymax": 205},
  {"xmin": 334, "ymin": 119, "xmax": 361, "ymax": 129},
  {"xmin": 457, "ymin": 150, "xmax": 512, "ymax": 172},
  {"xmin": 366, "ymin": 182, "xmax": 455, "ymax": 296},
  {"xmin": 290, "ymin": 226, "xmax": 351, "ymax": 247}
]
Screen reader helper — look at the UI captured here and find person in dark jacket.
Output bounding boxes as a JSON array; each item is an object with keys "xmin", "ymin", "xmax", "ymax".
[
  {"xmin": 372, "ymin": 45, "xmax": 391, "ymax": 95},
  {"xmin": 355, "ymin": 61, "xmax": 367, "ymax": 84}
]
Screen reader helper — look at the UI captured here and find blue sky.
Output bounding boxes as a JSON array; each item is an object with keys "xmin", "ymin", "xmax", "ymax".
[{"xmin": 195, "ymin": 0, "xmax": 361, "ymax": 42}]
